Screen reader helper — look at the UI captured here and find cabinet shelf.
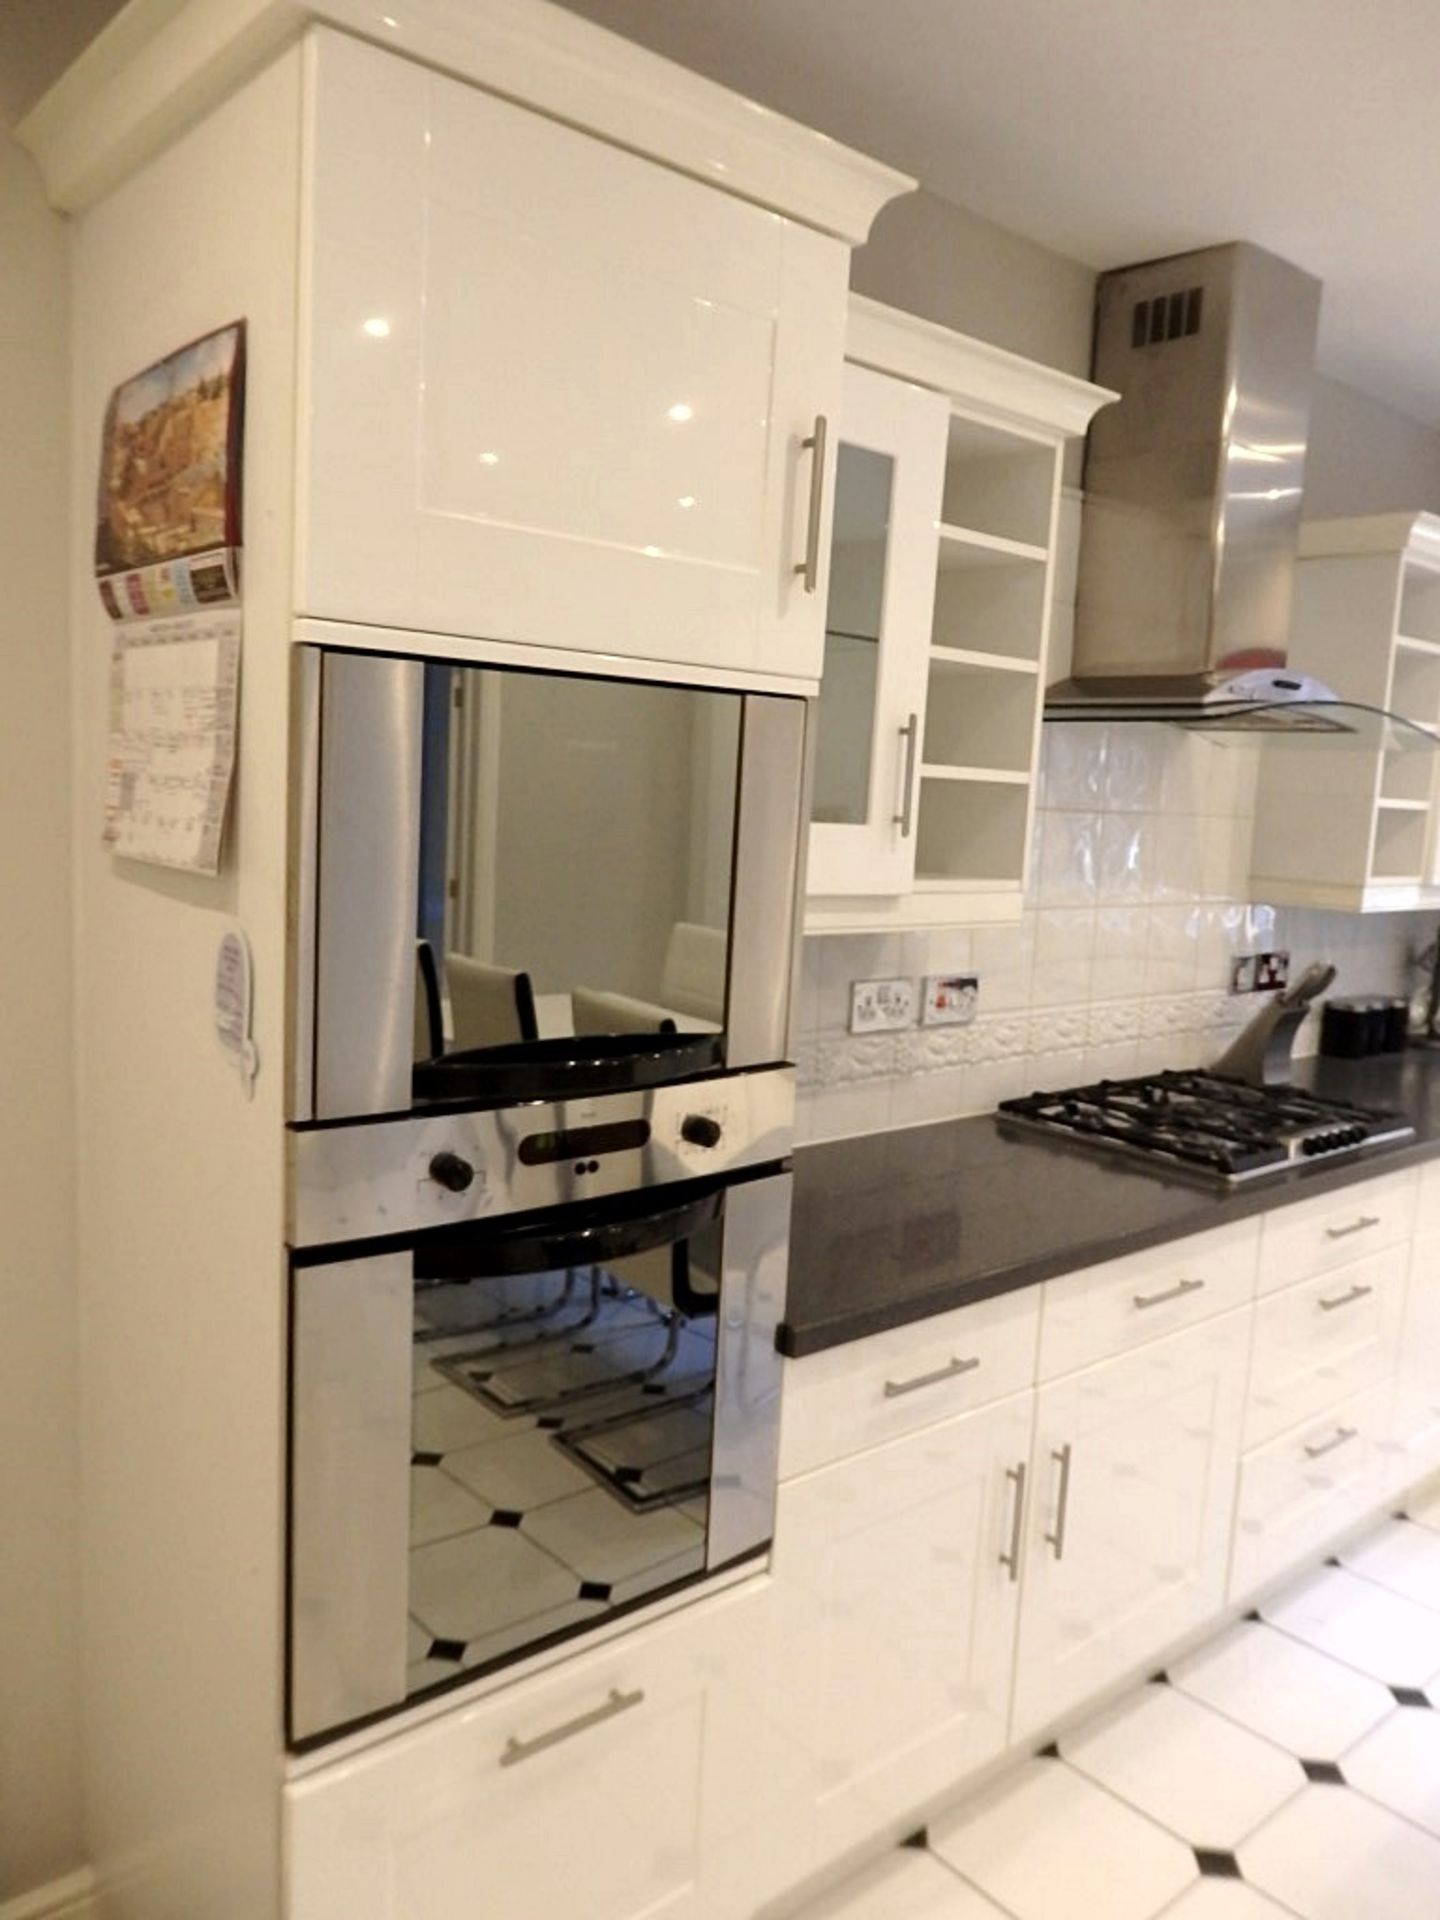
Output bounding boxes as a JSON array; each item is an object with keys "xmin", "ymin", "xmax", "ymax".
[
  {"xmin": 1376, "ymin": 797, "xmax": 1430, "ymax": 814},
  {"xmin": 929, "ymin": 645, "xmax": 1040, "ymax": 676},
  {"xmin": 920, "ymin": 764, "xmax": 1030, "ymax": 786},
  {"xmin": 936, "ymin": 524, "xmax": 1048, "ymax": 568},
  {"xmin": 1396, "ymin": 634, "xmax": 1440, "ymax": 658}
]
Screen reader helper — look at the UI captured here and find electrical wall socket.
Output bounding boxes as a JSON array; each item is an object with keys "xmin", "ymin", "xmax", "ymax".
[
  {"xmin": 1231, "ymin": 950, "xmax": 1291, "ymax": 994},
  {"xmin": 849, "ymin": 977, "xmax": 915, "ymax": 1033},
  {"xmin": 922, "ymin": 974, "xmax": 979, "ymax": 1027}
]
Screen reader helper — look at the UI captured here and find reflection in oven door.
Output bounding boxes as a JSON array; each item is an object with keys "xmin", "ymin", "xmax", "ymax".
[{"xmin": 288, "ymin": 1171, "xmax": 787, "ymax": 1748}]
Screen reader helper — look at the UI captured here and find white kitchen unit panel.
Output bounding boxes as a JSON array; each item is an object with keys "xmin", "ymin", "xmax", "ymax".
[
  {"xmin": 284, "ymin": 1585, "xmax": 751, "ymax": 1920},
  {"xmin": 807, "ymin": 362, "xmax": 947, "ymax": 897},
  {"xmin": 1389, "ymin": 1229, "xmax": 1440, "ymax": 1488},
  {"xmin": 1010, "ymin": 1309, "xmax": 1249, "ymax": 1737},
  {"xmin": 1244, "ymin": 1243, "xmax": 1407, "ymax": 1448},
  {"xmin": 1038, "ymin": 1219, "xmax": 1260, "ymax": 1380},
  {"xmin": 772, "ymin": 1393, "xmax": 1032, "ymax": 1862},
  {"xmin": 1229, "ymin": 1383, "xmax": 1390, "ymax": 1601},
  {"xmin": 1257, "ymin": 1166, "xmax": 1416, "ymax": 1295},
  {"xmin": 299, "ymin": 29, "xmax": 847, "ymax": 681},
  {"xmin": 778, "ymin": 1286, "xmax": 1039, "ymax": 1480}
]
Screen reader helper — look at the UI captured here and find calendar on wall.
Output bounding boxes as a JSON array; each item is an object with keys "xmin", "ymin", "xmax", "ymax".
[{"xmin": 95, "ymin": 320, "xmax": 245, "ymax": 875}]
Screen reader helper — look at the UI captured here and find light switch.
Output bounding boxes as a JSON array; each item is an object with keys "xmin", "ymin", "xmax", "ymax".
[{"xmin": 922, "ymin": 973, "xmax": 979, "ymax": 1026}]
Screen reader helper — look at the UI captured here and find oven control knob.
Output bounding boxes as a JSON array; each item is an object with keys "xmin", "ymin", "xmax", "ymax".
[
  {"xmin": 680, "ymin": 1114, "xmax": 723, "ymax": 1150},
  {"xmin": 428, "ymin": 1150, "xmax": 476, "ymax": 1194}
]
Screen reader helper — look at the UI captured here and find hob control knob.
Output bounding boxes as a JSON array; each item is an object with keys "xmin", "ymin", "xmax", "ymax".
[
  {"xmin": 429, "ymin": 1150, "xmax": 476, "ymax": 1194},
  {"xmin": 680, "ymin": 1114, "xmax": 723, "ymax": 1150}
]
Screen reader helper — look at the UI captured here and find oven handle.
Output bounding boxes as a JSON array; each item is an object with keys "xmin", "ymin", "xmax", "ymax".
[{"xmin": 414, "ymin": 1181, "xmax": 727, "ymax": 1282}]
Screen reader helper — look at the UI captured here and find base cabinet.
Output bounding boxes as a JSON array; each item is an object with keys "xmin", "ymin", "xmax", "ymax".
[
  {"xmin": 1009, "ymin": 1310, "xmax": 1250, "ymax": 1736},
  {"xmin": 285, "ymin": 1589, "xmax": 755, "ymax": 1920},
  {"xmin": 771, "ymin": 1392, "xmax": 1031, "ymax": 1862},
  {"xmin": 1389, "ymin": 1228, "xmax": 1440, "ymax": 1492}
]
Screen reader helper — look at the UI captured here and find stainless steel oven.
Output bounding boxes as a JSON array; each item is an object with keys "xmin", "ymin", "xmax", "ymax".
[
  {"xmin": 290, "ymin": 646, "xmax": 809, "ymax": 1124},
  {"xmin": 285, "ymin": 643, "xmax": 807, "ymax": 1748},
  {"xmin": 288, "ymin": 1132, "xmax": 789, "ymax": 1747}
]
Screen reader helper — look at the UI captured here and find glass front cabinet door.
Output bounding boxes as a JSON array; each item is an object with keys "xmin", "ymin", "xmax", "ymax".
[{"xmin": 807, "ymin": 362, "xmax": 948, "ymax": 898}]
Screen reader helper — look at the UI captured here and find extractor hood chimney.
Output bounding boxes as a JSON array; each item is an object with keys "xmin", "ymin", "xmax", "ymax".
[{"xmin": 1047, "ymin": 241, "xmax": 1431, "ymax": 741}]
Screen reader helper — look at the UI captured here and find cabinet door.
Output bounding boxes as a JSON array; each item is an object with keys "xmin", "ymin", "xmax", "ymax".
[
  {"xmin": 1389, "ymin": 1229, "xmax": 1440, "ymax": 1492},
  {"xmin": 1011, "ymin": 1310, "xmax": 1249, "ymax": 1738},
  {"xmin": 770, "ymin": 1392, "xmax": 1032, "ymax": 1862},
  {"xmin": 299, "ymin": 31, "xmax": 846, "ymax": 682},
  {"xmin": 806, "ymin": 364, "xmax": 947, "ymax": 897},
  {"xmin": 285, "ymin": 1590, "xmax": 744, "ymax": 1920}
]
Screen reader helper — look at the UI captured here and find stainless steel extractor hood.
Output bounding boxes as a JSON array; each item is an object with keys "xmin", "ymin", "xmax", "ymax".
[{"xmin": 1048, "ymin": 242, "xmax": 1439, "ymax": 746}]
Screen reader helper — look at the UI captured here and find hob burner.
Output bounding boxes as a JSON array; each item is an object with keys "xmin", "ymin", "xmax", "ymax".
[{"xmin": 997, "ymin": 1069, "xmax": 1413, "ymax": 1186}]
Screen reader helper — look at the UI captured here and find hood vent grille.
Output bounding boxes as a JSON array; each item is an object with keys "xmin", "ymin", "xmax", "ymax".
[{"xmin": 1132, "ymin": 285, "xmax": 1204, "ymax": 348}]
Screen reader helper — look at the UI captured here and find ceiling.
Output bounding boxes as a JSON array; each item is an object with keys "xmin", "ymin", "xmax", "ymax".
[{"xmin": 555, "ymin": 0, "xmax": 1440, "ymax": 426}]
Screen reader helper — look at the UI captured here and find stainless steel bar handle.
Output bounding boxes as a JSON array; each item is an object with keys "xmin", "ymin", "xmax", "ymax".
[
  {"xmin": 894, "ymin": 713, "xmax": 920, "ymax": 837},
  {"xmin": 794, "ymin": 414, "xmax": 829, "ymax": 594},
  {"xmin": 883, "ymin": 1354, "xmax": 980, "ymax": 1399},
  {"xmin": 1045, "ymin": 1442, "xmax": 1073, "ymax": 1561},
  {"xmin": 1318, "ymin": 1282, "xmax": 1375, "ymax": 1313},
  {"xmin": 500, "ymin": 1687, "xmax": 645, "ymax": 1768},
  {"xmin": 1132, "ymin": 1276, "xmax": 1205, "ymax": 1311},
  {"xmin": 1325, "ymin": 1215, "xmax": 1381, "ymax": 1241},
  {"xmin": 999, "ymin": 1461, "xmax": 1027, "ymax": 1583},
  {"xmin": 1304, "ymin": 1425, "xmax": 1359, "ymax": 1461}
]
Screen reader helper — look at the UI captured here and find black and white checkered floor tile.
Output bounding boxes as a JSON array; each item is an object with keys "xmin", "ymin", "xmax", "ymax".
[{"xmin": 795, "ymin": 1489, "xmax": 1440, "ymax": 1920}]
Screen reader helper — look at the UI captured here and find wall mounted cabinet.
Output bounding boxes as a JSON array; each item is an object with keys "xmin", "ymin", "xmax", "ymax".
[
  {"xmin": 1252, "ymin": 512, "xmax": 1440, "ymax": 911},
  {"xmin": 806, "ymin": 297, "xmax": 1114, "ymax": 932},
  {"xmin": 298, "ymin": 30, "xmax": 857, "ymax": 685}
]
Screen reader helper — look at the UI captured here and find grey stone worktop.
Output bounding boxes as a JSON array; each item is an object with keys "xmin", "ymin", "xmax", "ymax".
[{"xmin": 780, "ymin": 1049, "xmax": 1440, "ymax": 1358}]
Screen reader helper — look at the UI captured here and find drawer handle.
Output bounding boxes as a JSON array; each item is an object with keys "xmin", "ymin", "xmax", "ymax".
[
  {"xmin": 883, "ymin": 1355, "xmax": 981, "ymax": 1398},
  {"xmin": 1045, "ymin": 1442, "xmax": 1073, "ymax": 1562},
  {"xmin": 1325, "ymin": 1215, "xmax": 1381, "ymax": 1241},
  {"xmin": 1132, "ymin": 1276, "xmax": 1206, "ymax": 1311},
  {"xmin": 1304, "ymin": 1425, "xmax": 1360, "ymax": 1461},
  {"xmin": 500, "ymin": 1687, "xmax": 645, "ymax": 1767},
  {"xmin": 1318, "ymin": 1282, "xmax": 1375, "ymax": 1313},
  {"xmin": 794, "ymin": 414, "xmax": 829, "ymax": 594},
  {"xmin": 999, "ymin": 1460, "xmax": 1027, "ymax": 1584}
]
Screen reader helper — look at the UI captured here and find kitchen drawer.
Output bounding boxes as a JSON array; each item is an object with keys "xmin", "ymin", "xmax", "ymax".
[
  {"xmin": 285, "ymin": 1578, "xmax": 760, "ymax": 1920},
  {"xmin": 1230, "ymin": 1384, "xmax": 1390, "ymax": 1602},
  {"xmin": 1245, "ymin": 1243, "xmax": 1408, "ymax": 1449},
  {"xmin": 778, "ymin": 1288, "xmax": 1039, "ymax": 1480},
  {"xmin": 1258, "ymin": 1168, "xmax": 1416, "ymax": 1296},
  {"xmin": 1037, "ymin": 1220, "xmax": 1260, "ymax": 1381}
]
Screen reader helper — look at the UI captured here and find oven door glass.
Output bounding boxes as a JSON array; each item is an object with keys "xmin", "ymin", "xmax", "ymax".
[
  {"xmin": 418, "ymin": 663, "xmax": 741, "ymax": 1100},
  {"xmin": 289, "ymin": 1172, "xmax": 787, "ymax": 1745}
]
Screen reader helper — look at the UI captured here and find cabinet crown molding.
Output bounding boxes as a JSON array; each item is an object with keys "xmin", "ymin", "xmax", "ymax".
[
  {"xmin": 845, "ymin": 294, "xmax": 1118, "ymax": 440},
  {"xmin": 18, "ymin": 0, "xmax": 914, "ymax": 239},
  {"xmin": 1298, "ymin": 510, "xmax": 1440, "ymax": 572}
]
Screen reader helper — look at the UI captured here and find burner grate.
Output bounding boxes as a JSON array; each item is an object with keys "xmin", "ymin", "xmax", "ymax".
[{"xmin": 998, "ymin": 1070, "xmax": 1412, "ymax": 1186}]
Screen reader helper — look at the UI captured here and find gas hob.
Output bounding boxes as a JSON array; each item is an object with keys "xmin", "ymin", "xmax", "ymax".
[{"xmin": 997, "ymin": 1070, "xmax": 1414, "ymax": 1186}]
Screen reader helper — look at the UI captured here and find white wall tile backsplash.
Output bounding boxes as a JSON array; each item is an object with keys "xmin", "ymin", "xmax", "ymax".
[{"xmin": 796, "ymin": 722, "xmax": 1429, "ymax": 1145}]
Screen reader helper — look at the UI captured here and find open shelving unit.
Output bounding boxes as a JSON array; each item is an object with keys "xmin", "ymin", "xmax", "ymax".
[
  {"xmin": 1251, "ymin": 511, "xmax": 1440, "ymax": 911},
  {"xmin": 806, "ymin": 297, "xmax": 1115, "ymax": 932}
]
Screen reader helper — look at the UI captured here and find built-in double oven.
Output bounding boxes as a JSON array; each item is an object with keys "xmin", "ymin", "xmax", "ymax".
[{"xmin": 286, "ymin": 646, "xmax": 808, "ymax": 1747}]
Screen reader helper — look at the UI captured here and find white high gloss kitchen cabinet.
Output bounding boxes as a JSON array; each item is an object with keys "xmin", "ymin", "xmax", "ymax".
[
  {"xmin": 285, "ymin": 1580, "xmax": 759, "ymax": 1920},
  {"xmin": 299, "ymin": 29, "xmax": 851, "ymax": 682},
  {"xmin": 23, "ymin": 5, "xmax": 910, "ymax": 1918},
  {"xmin": 1252, "ymin": 512, "xmax": 1440, "ymax": 911},
  {"xmin": 1009, "ymin": 1310, "xmax": 1251, "ymax": 1735},
  {"xmin": 772, "ymin": 1393, "xmax": 1032, "ymax": 1859},
  {"xmin": 806, "ymin": 300, "xmax": 1114, "ymax": 931}
]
